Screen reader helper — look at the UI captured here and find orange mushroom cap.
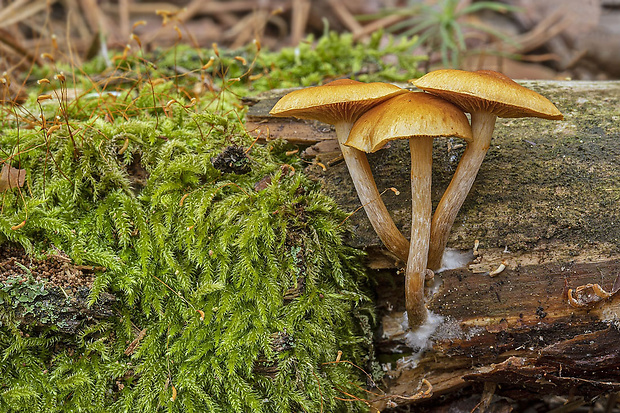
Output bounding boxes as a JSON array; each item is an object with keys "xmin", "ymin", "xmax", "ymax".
[
  {"xmin": 269, "ymin": 79, "xmax": 408, "ymax": 124},
  {"xmin": 411, "ymin": 69, "xmax": 563, "ymax": 120},
  {"xmin": 345, "ymin": 92, "xmax": 473, "ymax": 153}
]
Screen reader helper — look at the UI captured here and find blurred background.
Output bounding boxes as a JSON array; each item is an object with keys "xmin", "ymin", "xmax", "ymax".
[{"xmin": 1, "ymin": 0, "xmax": 619, "ymax": 81}]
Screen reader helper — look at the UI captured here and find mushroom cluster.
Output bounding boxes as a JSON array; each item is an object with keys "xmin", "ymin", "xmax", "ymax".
[
  {"xmin": 269, "ymin": 71, "xmax": 562, "ymax": 330},
  {"xmin": 346, "ymin": 92, "xmax": 472, "ymax": 327}
]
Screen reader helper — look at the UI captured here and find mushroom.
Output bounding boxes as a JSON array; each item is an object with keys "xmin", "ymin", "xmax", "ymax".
[
  {"xmin": 269, "ymin": 79, "xmax": 411, "ymax": 262},
  {"xmin": 411, "ymin": 70, "xmax": 563, "ymax": 271},
  {"xmin": 346, "ymin": 92, "xmax": 472, "ymax": 328}
]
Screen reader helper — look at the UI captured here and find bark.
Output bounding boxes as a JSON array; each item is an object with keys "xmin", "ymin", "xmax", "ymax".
[
  {"xmin": 247, "ymin": 80, "xmax": 620, "ymax": 409},
  {"xmin": 4, "ymin": 286, "xmax": 116, "ymax": 335}
]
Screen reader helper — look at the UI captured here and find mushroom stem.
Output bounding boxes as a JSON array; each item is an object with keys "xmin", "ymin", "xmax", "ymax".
[
  {"xmin": 427, "ymin": 111, "xmax": 497, "ymax": 271},
  {"xmin": 335, "ymin": 122, "xmax": 410, "ymax": 263},
  {"xmin": 405, "ymin": 136, "xmax": 433, "ymax": 329}
]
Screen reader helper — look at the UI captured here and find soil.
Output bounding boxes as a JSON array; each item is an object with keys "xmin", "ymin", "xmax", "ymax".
[{"xmin": 0, "ymin": 244, "xmax": 95, "ymax": 294}]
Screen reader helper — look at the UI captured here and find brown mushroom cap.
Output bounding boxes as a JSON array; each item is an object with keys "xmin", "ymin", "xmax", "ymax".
[
  {"xmin": 269, "ymin": 79, "xmax": 407, "ymax": 124},
  {"xmin": 345, "ymin": 92, "xmax": 473, "ymax": 153},
  {"xmin": 411, "ymin": 69, "xmax": 563, "ymax": 120}
]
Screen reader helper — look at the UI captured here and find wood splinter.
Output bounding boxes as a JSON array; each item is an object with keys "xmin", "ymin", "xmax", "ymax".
[
  {"xmin": 567, "ymin": 283, "xmax": 614, "ymax": 308},
  {"xmin": 489, "ymin": 261, "xmax": 507, "ymax": 277}
]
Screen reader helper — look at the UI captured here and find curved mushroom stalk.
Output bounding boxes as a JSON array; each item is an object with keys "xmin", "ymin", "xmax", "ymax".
[
  {"xmin": 269, "ymin": 79, "xmax": 411, "ymax": 262},
  {"xmin": 427, "ymin": 111, "xmax": 496, "ymax": 270},
  {"xmin": 335, "ymin": 122, "xmax": 410, "ymax": 262},
  {"xmin": 344, "ymin": 92, "xmax": 473, "ymax": 330}
]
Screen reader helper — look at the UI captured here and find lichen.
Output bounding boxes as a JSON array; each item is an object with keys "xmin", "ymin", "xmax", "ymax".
[{"xmin": 0, "ymin": 274, "xmax": 50, "ymax": 317}]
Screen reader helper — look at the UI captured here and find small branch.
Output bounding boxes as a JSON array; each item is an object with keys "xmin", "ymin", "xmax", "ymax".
[{"xmin": 0, "ymin": 28, "xmax": 44, "ymax": 67}]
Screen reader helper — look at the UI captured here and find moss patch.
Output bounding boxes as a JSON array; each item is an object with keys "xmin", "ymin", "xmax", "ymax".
[{"xmin": 0, "ymin": 31, "xmax": 419, "ymax": 412}]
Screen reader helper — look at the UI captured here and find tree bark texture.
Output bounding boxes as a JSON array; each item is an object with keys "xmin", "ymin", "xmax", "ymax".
[{"xmin": 246, "ymin": 80, "xmax": 620, "ymax": 410}]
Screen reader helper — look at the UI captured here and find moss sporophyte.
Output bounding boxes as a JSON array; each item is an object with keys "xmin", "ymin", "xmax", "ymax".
[{"xmin": 0, "ymin": 31, "xmax": 424, "ymax": 412}]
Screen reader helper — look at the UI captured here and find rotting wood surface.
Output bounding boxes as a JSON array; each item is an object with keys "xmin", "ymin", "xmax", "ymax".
[
  {"xmin": 371, "ymin": 252, "xmax": 620, "ymax": 409},
  {"xmin": 246, "ymin": 80, "xmax": 620, "ymax": 409}
]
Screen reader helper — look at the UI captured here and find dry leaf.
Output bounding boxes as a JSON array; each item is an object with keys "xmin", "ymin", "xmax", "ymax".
[{"xmin": 0, "ymin": 163, "xmax": 25, "ymax": 192}]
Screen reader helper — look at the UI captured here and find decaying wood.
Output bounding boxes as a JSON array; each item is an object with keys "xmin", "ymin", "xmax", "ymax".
[
  {"xmin": 246, "ymin": 80, "xmax": 620, "ymax": 409},
  {"xmin": 244, "ymin": 88, "xmax": 339, "ymax": 145},
  {"xmin": 371, "ymin": 252, "xmax": 620, "ymax": 409},
  {"xmin": 247, "ymin": 80, "xmax": 620, "ymax": 262},
  {"xmin": 8, "ymin": 287, "xmax": 117, "ymax": 335}
]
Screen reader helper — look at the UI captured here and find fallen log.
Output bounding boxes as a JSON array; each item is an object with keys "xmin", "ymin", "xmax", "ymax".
[
  {"xmin": 247, "ymin": 80, "xmax": 620, "ymax": 410},
  {"xmin": 0, "ymin": 245, "xmax": 116, "ymax": 334}
]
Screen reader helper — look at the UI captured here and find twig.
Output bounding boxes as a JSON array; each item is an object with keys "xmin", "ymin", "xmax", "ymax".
[
  {"xmin": 291, "ymin": 0, "xmax": 311, "ymax": 45},
  {"xmin": 0, "ymin": 0, "xmax": 50, "ymax": 28},
  {"xmin": 310, "ymin": 366, "xmax": 324, "ymax": 413},
  {"xmin": 326, "ymin": 0, "xmax": 364, "ymax": 36},
  {"xmin": 352, "ymin": 14, "xmax": 406, "ymax": 41},
  {"xmin": 0, "ymin": 29, "xmax": 44, "ymax": 67},
  {"xmin": 497, "ymin": 9, "xmax": 572, "ymax": 55},
  {"xmin": 227, "ymin": 9, "xmax": 270, "ymax": 49},
  {"xmin": 177, "ymin": 0, "xmax": 213, "ymax": 23},
  {"xmin": 118, "ymin": 0, "xmax": 130, "ymax": 40},
  {"xmin": 124, "ymin": 328, "xmax": 147, "ymax": 355},
  {"xmin": 547, "ymin": 398, "xmax": 586, "ymax": 413},
  {"xmin": 73, "ymin": 265, "xmax": 107, "ymax": 272},
  {"xmin": 101, "ymin": 1, "xmax": 262, "ymax": 16},
  {"xmin": 471, "ymin": 381, "xmax": 496, "ymax": 413}
]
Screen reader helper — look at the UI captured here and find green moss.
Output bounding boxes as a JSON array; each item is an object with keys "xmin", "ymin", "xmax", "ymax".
[
  {"xmin": 249, "ymin": 30, "xmax": 425, "ymax": 90},
  {"xmin": 0, "ymin": 32, "xmax": 402, "ymax": 412}
]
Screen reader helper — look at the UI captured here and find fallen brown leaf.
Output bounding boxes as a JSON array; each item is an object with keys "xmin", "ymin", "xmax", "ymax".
[{"xmin": 0, "ymin": 163, "xmax": 25, "ymax": 192}]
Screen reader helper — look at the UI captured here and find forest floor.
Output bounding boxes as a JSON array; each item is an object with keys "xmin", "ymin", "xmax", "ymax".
[{"xmin": 1, "ymin": 1, "xmax": 620, "ymax": 412}]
